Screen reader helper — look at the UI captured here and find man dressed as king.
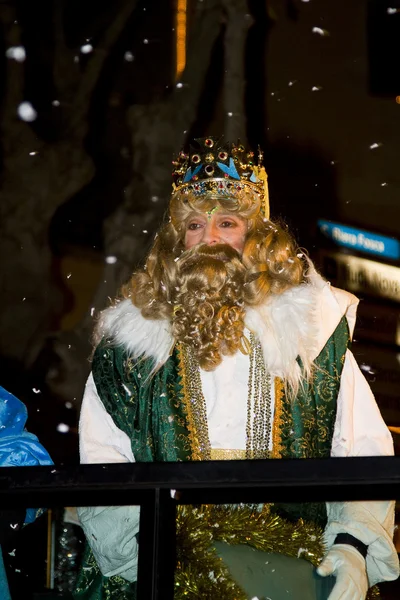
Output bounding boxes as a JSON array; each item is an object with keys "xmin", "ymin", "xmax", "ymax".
[{"xmin": 74, "ymin": 137, "xmax": 399, "ymax": 600}]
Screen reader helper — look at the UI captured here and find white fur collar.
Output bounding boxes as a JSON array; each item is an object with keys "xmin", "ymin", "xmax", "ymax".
[
  {"xmin": 96, "ymin": 299, "xmax": 174, "ymax": 369},
  {"xmin": 96, "ymin": 269, "xmax": 351, "ymax": 385}
]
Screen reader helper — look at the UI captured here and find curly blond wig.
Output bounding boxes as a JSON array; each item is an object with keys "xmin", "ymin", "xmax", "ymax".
[{"xmin": 121, "ymin": 191, "xmax": 306, "ymax": 370}]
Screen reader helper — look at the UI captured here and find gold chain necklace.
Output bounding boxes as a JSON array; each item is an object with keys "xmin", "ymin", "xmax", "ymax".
[
  {"xmin": 246, "ymin": 333, "xmax": 272, "ymax": 459},
  {"xmin": 182, "ymin": 335, "xmax": 271, "ymax": 460}
]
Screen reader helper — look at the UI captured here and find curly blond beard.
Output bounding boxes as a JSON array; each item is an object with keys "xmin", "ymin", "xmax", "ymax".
[{"xmin": 171, "ymin": 244, "xmax": 247, "ymax": 371}]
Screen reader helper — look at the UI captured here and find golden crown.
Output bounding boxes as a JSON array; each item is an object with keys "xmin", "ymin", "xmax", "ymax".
[{"xmin": 171, "ymin": 137, "xmax": 270, "ymax": 218}]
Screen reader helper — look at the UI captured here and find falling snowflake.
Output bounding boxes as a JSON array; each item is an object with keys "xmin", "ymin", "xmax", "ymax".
[
  {"xmin": 369, "ymin": 142, "xmax": 382, "ymax": 150},
  {"xmin": 57, "ymin": 423, "xmax": 70, "ymax": 433},
  {"xmin": 124, "ymin": 51, "xmax": 134, "ymax": 61},
  {"xmin": 80, "ymin": 43, "xmax": 93, "ymax": 54},
  {"xmin": 360, "ymin": 364, "xmax": 376, "ymax": 375},
  {"xmin": 312, "ymin": 27, "xmax": 330, "ymax": 36},
  {"xmin": 6, "ymin": 46, "xmax": 26, "ymax": 62},
  {"xmin": 122, "ymin": 383, "xmax": 133, "ymax": 396},
  {"xmin": 105, "ymin": 255, "xmax": 117, "ymax": 264},
  {"xmin": 17, "ymin": 101, "xmax": 37, "ymax": 122}
]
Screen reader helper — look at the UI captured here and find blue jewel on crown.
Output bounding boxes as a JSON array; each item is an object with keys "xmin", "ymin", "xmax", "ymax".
[
  {"xmin": 216, "ymin": 158, "xmax": 241, "ymax": 180},
  {"xmin": 183, "ymin": 163, "xmax": 202, "ymax": 183}
]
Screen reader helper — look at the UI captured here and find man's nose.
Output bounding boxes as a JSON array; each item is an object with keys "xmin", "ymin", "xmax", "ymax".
[{"xmin": 202, "ymin": 222, "xmax": 220, "ymax": 245}]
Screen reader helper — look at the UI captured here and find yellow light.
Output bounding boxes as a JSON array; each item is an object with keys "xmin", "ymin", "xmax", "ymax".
[{"xmin": 176, "ymin": 0, "xmax": 187, "ymax": 79}]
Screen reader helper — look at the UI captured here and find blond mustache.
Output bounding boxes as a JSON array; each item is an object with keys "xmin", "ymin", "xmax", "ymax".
[{"xmin": 178, "ymin": 243, "xmax": 241, "ymax": 265}]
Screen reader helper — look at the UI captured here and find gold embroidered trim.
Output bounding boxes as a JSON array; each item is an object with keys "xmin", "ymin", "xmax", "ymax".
[
  {"xmin": 271, "ymin": 377, "xmax": 284, "ymax": 458},
  {"xmin": 176, "ymin": 342, "xmax": 203, "ymax": 461},
  {"xmin": 210, "ymin": 448, "xmax": 247, "ymax": 460}
]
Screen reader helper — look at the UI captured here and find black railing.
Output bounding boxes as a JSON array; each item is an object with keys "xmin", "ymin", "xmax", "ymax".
[{"xmin": 1, "ymin": 456, "xmax": 400, "ymax": 599}]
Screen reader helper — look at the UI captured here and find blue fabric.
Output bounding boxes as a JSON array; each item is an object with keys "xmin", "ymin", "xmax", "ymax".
[
  {"xmin": 0, "ymin": 386, "xmax": 53, "ymax": 468},
  {"xmin": 0, "ymin": 385, "xmax": 53, "ymax": 598}
]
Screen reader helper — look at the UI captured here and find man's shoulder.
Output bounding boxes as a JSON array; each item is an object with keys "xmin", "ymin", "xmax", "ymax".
[
  {"xmin": 95, "ymin": 298, "xmax": 173, "ymax": 365},
  {"xmin": 307, "ymin": 268, "xmax": 359, "ymax": 341},
  {"xmin": 244, "ymin": 269, "xmax": 358, "ymax": 382}
]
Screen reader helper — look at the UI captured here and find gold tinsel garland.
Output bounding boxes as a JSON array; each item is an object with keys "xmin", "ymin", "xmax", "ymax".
[{"xmin": 174, "ymin": 504, "xmax": 380, "ymax": 600}]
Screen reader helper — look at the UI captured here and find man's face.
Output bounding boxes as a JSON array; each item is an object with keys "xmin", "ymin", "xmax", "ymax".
[{"xmin": 184, "ymin": 209, "xmax": 247, "ymax": 253}]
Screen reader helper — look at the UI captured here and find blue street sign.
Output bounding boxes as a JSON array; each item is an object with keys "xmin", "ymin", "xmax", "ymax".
[{"xmin": 317, "ymin": 219, "xmax": 400, "ymax": 261}]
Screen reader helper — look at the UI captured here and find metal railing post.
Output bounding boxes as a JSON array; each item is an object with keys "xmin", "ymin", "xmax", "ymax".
[{"xmin": 137, "ymin": 488, "xmax": 176, "ymax": 600}]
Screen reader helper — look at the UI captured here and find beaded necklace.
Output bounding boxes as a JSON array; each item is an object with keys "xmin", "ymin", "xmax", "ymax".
[{"xmin": 181, "ymin": 333, "xmax": 272, "ymax": 460}]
